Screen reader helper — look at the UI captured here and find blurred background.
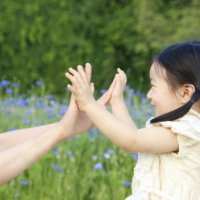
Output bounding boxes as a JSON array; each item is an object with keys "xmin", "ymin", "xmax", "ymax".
[
  {"xmin": 1, "ymin": 0, "xmax": 200, "ymax": 96},
  {"xmin": 0, "ymin": 1, "xmax": 200, "ymax": 199}
]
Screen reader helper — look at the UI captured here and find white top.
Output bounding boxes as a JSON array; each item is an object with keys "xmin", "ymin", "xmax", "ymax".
[{"xmin": 126, "ymin": 109, "xmax": 200, "ymax": 200}]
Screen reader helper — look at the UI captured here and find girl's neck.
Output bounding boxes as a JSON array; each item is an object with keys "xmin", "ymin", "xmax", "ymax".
[{"xmin": 191, "ymin": 101, "xmax": 200, "ymax": 113}]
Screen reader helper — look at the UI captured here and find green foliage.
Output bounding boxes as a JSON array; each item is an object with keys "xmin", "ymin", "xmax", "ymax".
[{"xmin": 0, "ymin": 0, "xmax": 200, "ymax": 95}]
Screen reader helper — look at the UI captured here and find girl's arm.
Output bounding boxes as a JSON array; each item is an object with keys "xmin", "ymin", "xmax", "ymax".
[
  {"xmin": 110, "ymin": 68, "xmax": 137, "ymax": 128},
  {"xmin": 66, "ymin": 66, "xmax": 179, "ymax": 153}
]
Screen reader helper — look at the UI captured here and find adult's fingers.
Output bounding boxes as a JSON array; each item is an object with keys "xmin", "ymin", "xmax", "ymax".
[
  {"xmin": 85, "ymin": 63, "xmax": 92, "ymax": 83},
  {"xmin": 117, "ymin": 68, "xmax": 127, "ymax": 86},
  {"xmin": 97, "ymin": 76, "xmax": 117, "ymax": 105},
  {"xmin": 67, "ymin": 84, "xmax": 78, "ymax": 96}
]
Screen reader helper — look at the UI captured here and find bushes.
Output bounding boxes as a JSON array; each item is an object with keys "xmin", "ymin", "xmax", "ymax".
[{"xmin": 0, "ymin": 0, "xmax": 200, "ymax": 95}]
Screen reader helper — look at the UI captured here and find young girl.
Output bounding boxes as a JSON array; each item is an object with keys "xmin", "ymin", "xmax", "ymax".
[
  {"xmin": 0, "ymin": 64, "xmax": 113, "ymax": 185},
  {"xmin": 66, "ymin": 41, "xmax": 200, "ymax": 200}
]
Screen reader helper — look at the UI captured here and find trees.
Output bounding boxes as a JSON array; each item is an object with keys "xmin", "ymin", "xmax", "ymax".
[{"xmin": 0, "ymin": 0, "xmax": 200, "ymax": 95}]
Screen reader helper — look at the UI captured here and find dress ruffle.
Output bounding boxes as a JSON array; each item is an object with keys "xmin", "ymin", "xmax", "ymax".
[
  {"xmin": 125, "ymin": 109, "xmax": 200, "ymax": 200},
  {"xmin": 160, "ymin": 109, "xmax": 200, "ymax": 141}
]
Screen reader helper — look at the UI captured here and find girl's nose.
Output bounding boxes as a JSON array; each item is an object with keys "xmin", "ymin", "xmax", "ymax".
[{"xmin": 147, "ymin": 89, "xmax": 151, "ymax": 100}]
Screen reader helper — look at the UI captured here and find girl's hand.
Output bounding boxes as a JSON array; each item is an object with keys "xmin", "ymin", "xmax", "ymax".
[
  {"xmin": 66, "ymin": 65, "xmax": 96, "ymax": 112},
  {"xmin": 61, "ymin": 63, "xmax": 117, "ymax": 139},
  {"xmin": 110, "ymin": 68, "xmax": 127, "ymax": 106},
  {"xmin": 62, "ymin": 63, "xmax": 114, "ymax": 139},
  {"xmin": 59, "ymin": 63, "xmax": 93, "ymax": 139}
]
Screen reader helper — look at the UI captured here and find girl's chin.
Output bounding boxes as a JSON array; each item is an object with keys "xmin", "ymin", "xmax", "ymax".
[{"xmin": 155, "ymin": 111, "xmax": 164, "ymax": 117}]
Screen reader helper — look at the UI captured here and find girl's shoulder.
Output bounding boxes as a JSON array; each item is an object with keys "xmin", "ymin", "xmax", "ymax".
[
  {"xmin": 146, "ymin": 109, "xmax": 200, "ymax": 141},
  {"xmin": 161, "ymin": 109, "xmax": 200, "ymax": 141}
]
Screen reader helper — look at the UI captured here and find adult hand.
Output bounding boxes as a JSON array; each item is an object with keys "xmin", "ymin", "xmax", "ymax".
[{"xmin": 61, "ymin": 63, "xmax": 114, "ymax": 138}]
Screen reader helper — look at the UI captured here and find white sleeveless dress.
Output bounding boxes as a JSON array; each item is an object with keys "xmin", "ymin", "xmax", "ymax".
[{"xmin": 126, "ymin": 109, "xmax": 200, "ymax": 200}]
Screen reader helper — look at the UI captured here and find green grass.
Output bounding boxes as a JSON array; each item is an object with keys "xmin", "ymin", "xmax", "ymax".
[{"xmin": 0, "ymin": 81, "xmax": 153, "ymax": 200}]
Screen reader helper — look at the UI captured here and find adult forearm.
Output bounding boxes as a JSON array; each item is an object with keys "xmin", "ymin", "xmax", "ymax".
[
  {"xmin": 0, "ymin": 123, "xmax": 57, "ymax": 151},
  {"xmin": 0, "ymin": 123, "xmax": 65, "ymax": 185}
]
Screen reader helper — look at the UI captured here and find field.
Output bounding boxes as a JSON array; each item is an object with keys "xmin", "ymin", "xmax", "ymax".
[{"xmin": 0, "ymin": 80, "xmax": 153, "ymax": 200}]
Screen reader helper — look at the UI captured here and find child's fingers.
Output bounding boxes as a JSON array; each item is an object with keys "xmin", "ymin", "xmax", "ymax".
[
  {"xmin": 65, "ymin": 71, "xmax": 81, "ymax": 90},
  {"xmin": 77, "ymin": 65, "xmax": 89, "ymax": 84},
  {"xmin": 68, "ymin": 67, "xmax": 86, "ymax": 88},
  {"xmin": 90, "ymin": 82, "xmax": 95, "ymax": 94},
  {"xmin": 69, "ymin": 67, "xmax": 81, "ymax": 79}
]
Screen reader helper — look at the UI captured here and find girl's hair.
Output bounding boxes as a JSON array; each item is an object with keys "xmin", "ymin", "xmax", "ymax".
[{"xmin": 150, "ymin": 41, "xmax": 200, "ymax": 123}]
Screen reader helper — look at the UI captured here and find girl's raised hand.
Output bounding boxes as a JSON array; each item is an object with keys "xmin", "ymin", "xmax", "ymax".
[
  {"xmin": 66, "ymin": 65, "xmax": 96, "ymax": 111},
  {"xmin": 110, "ymin": 68, "xmax": 127, "ymax": 105}
]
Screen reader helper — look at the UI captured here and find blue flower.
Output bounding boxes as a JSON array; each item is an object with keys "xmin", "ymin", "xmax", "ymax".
[
  {"xmin": 56, "ymin": 168, "xmax": 63, "ymax": 173},
  {"xmin": 47, "ymin": 113, "xmax": 56, "ymax": 119},
  {"xmin": 106, "ymin": 148, "xmax": 114, "ymax": 154},
  {"xmin": 66, "ymin": 151, "xmax": 72, "ymax": 157},
  {"xmin": 122, "ymin": 180, "xmax": 131, "ymax": 187},
  {"xmin": 7, "ymin": 127, "xmax": 16, "ymax": 131},
  {"xmin": 37, "ymin": 103, "xmax": 45, "ymax": 109},
  {"xmin": 100, "ymin": 89, "xmax": 107, "ymax": 94},
  {"xmin": 47, "ymin": 94, "xmax": 54, "ymax": 100},
  {"xmin": 20, "ymin": 180, "xmax": 29, "ymax": 186},
  {"xmin": 102, "ymin": 148, "xmax": 114, "ymax": 159},
  {"xmin": 0, "ymin": 80, "xmax": 10, "ymax": 88},
  {"xmin": 13, "ymin": 82, "xmax": 20, "ymax": 88},
  {"xmin": 23, "ymin": 119, "xmax": 30, "ymax": 124},
  {"xmin": 52, "ymin": 150, "xmax": 60, "ymax": 157},
  {"xmin": 59, "ymin": 105, "xmax": 68, "ymax": 116},
  {"xmin": 131, "ymin": 90, "xmax": 137, "ymax": 97},
  {"xmin": 52, "ymin": 164, "xmax": 59, "ymax": 169},
  {"xmin": 51, "ymin": 164, "xmax": 63, "ymax": 173},
  {"xmin": 6, "ymin": 88, "xmax": 13, "ymax": 94},
  {"xmin": 17, "ymin": 96, "xmax": 29, "ymax": 107},
  {"xmin": 125, "ymin": 84, "xmax": 131, "ymax": 89},
  {"xmin": 94, "ymin": 162, "xmax": 103, "ymax": 171},
  {"xmin": 131, "ymin": 153, "xmax": 138, "ymax": 161},
  {"xmin": 89, "ymin": 128, "xmax": 98, "ymax": 136},
  {"xmin": 35, "ymin": 81, "xmax": 43, "ymax": 86}
]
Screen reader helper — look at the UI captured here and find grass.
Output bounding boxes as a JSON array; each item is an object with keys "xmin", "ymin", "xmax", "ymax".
[{"xmin": 0, "ymin": 80, "xmax": 153, "ymax": 200}]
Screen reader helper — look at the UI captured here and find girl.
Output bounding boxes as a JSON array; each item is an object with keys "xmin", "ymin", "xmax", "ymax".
[
  {"xmin": 0, "ymin": 64, "xmax": 113, "ymax": 185},
  {"xmin": 66, "ymin": 41, "xmax": 200, "ymax": 200}
]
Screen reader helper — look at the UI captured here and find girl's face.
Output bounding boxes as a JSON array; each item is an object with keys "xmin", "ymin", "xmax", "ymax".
[{"xmin": 147, "ymin": 63, "xmax": 183, "ymax": 117}]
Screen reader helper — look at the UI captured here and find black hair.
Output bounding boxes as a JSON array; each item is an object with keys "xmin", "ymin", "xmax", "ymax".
[{"xmin": 150, "ymin": 41, "xmax": 200, "ymax": 123}]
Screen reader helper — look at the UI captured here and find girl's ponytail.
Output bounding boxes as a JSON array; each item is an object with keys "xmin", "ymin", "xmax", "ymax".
[
  {"xmin": 150, "ymin": 41, "xmax": 200, "ymax": 124},
  {"xmin": 150, "ymin": 88, "xmax": 200, "ymax": 123}
]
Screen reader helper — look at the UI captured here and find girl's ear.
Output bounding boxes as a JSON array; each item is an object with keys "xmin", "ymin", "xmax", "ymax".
[{"xmin": 179, "ymin": 84, "xmax": 196, "ymax": 104}]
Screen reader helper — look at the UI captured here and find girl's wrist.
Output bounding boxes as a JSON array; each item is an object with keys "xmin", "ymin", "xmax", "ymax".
[
  {"xmin": 110, "ymin": 98, "xmax": 125, "ymax": 107},
  {"xmin": 84, "ymin": 100, "xmax": 99, "ymax": 115}
]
